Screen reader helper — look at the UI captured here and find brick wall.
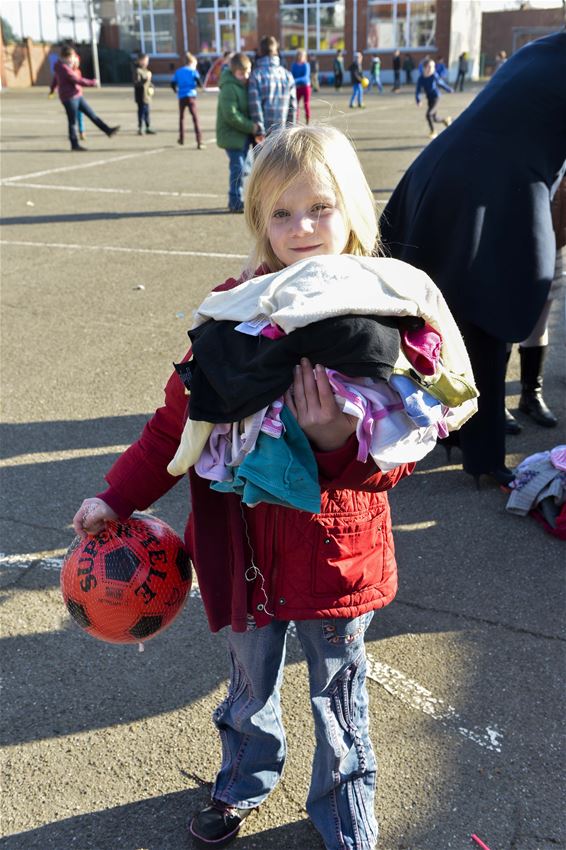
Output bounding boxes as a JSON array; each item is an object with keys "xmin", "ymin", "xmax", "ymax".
[{"xmin": 481, "ymin": 8, "xmax": 565, "ymax": 74}]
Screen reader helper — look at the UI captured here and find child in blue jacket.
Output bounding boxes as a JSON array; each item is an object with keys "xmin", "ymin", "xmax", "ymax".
[
  {"xmin": 171, "ymin": 52, "xmax": 204, "ymax": 148},
  {"xmin": 416, "ymin": 59, "xmax": 453, "ymax": 139}
]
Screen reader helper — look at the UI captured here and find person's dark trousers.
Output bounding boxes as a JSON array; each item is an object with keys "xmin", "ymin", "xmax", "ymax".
[
  {"xmin": 393, "ymin": 70, "xmax": 401, "ymax": 90},
  {"xmin": 456, "ymin": 71, "xmax": 465, "ymax": 91},
  {"xmin": 63, "ymin": 95, "xmax": 111, "ymax": 149},
  {"xmin": 226, "ymin": 140, "xmax": 251, "ymax": 211},
  {"xmin": 453, "ymin": 317, "xmax": 508, "ymax": 476},
  {"xmin": 178, "ymin": 96, "xmax": 202, "ymax": 145},
  {"xmin": 426, "ymin": 95, "xmax": 441, "ymax": 132},
  {"xmin": 137, "ymin": 101, "xmax": 149, "ymax": 130}
]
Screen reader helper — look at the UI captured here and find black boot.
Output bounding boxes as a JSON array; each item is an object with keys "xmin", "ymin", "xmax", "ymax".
[
  {"xmin": 504, "ymin": 348, "xmax": 522, "ymax": 434},
  {"xmin": 518, "ymin": 346, "xmax": 558, "ymax": 427}
]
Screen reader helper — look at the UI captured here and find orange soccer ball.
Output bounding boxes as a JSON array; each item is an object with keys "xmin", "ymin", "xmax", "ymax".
[{"xmin": 60, "ymin": 515, "xmax": 191, "ymax": 644}]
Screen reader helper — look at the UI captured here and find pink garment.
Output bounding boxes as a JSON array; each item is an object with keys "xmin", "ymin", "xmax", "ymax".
[
  {"xmin": 261, "ymin": 398, "xmax": 285, "ymax": 437},
  {"xmin": 402, "ymin": 323, "xmax": 442, "ymax": 376},
  {"xmin": 260, "ymin": 323, "xmax": 286, "ymax": 340},
  {"xmin": 550, "ymin": 445, "xmax": 566, "ymax": 471}
]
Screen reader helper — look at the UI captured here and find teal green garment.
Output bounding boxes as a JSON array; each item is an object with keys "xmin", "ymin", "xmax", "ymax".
[
  {"xmin": 211, "ymin": 407, "xmax": 322, "ymax": 513},
  {"xmin": 215, "ymin": 67, "xmax": 256, "ymax": 150}
]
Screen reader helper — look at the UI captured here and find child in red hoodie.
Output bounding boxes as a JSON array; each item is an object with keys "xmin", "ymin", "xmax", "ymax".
[{"xmin": 49, "ymin": 45, "xmax": 119, "ymax": 151}]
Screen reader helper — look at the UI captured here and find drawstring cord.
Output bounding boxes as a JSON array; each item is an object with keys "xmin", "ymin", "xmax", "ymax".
[{"xmin": 240, "ymin": 503, "xmax": 274, "ymax": 618}]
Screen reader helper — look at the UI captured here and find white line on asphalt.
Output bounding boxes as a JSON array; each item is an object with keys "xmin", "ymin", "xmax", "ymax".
[
  {"xmin": 365, "ymin": 656, "xmax": 503, "ymax": 752},
  {"xmin": 0, "ymin": 445, "xmax": 131, "ymax": 468},
  {"xmin": 0, "ymin": 239, "xmax": 248, "ymax": 260},
  {"xmin": 1, "ymin": 181, "xmax": 221, "ymax": 199},
  {"xmin": 1, "ymin": 551, "xmax": 504, "ymax": 753},
  {"xmin": 0, "ymin": 553, "xmax": 203, "ymax": 596},
  {"xmin": 0, "ymin": 148, "xmax": 166, "ymax": 183},
  {"xmin": 393, "ymin": 521, "xmax": 437, "ymax": 531}
]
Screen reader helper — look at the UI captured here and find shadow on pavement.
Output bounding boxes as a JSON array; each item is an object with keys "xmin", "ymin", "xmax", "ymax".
[{"xmin": 0, "ymin": 791, "xmax": 324, "ymax": 850}]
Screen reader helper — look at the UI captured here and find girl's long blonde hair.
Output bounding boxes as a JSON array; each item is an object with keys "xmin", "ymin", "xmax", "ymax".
[{"xmin": 244, "ymin": 125, "xmax": 380, "ymax": 273}]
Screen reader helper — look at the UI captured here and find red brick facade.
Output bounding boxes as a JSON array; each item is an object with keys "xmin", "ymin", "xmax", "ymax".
[{"xmin": 481, "ymin": 7, "xmax": 564, "ymax": 75}]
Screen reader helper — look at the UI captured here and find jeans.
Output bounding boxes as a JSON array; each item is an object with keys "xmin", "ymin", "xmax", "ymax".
[
  {"xmin": 62, "ymin": 96, "xmax": 110, "ymax": 149},
  {"xmin": 226, "ymin": 141, "xmax": 251, "ymax": 211},
  {"xmin": 211, "ymin": 613, "xmax": 378, "ymax": 850},
  {"xmin": 137, "ymin": 101, "xmax": 150, "ymax": 129},
  {"xmin": 369, "ymin": 74, "xmax": 383, "ymax": 93},
  {"xmin": 349, "ymin": 82, "xmax": 363, "ymax": 107}
]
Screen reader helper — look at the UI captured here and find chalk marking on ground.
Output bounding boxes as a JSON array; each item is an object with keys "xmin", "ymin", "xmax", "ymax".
[
  {"xmin": 0, "ymin": 148, "xmax": 166, "ymax": 183},
  {"xmin": 0, "ymin": 445, "xmax": 131, "ymax": 468},
  {"xmin": 1, "ymin": 182, "xmax": 221, "ymax": 199},
  {"xmin": 393, "ymin": 521, "xmax": 437, "ymax": 532},
  {"xmin": 0, "ymin": 240, "xmax": 248, "ymax": 260},
  {"xmin": 365, "ymin": 656, "xmax": 503, "ymax": 752},
  {"xmin": 1, "ymin": 552, "xmax": 503, "ymax": 753}
]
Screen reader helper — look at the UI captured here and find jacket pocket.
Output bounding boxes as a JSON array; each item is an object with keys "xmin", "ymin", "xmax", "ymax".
[{"xmin": 312, "ymin": 511, "xmax": 385, "ymax": 598}]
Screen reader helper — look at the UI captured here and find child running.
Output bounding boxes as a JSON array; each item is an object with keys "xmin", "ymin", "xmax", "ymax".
[
  {"xmin": 415, "ymin": 58, "xmax": 453, "ymax": 139},
  {"xmin": 171, "ymin": 51, "xmax": 205, "ymax": 149},
  {"xmin": 72, "ymin": 126, "xmax": 474, "ymax": 850}
]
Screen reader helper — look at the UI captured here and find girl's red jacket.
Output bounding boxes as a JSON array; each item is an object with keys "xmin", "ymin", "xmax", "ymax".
[{"xmin": 98, "ymin": 274, "xmax": 414, "ymax": 632}]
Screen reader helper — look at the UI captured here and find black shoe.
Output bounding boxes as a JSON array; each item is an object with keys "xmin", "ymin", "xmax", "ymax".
[
  {"xmin": 470, "ymin": 466, "xmax": 515, "ymax": 490},
  {"xmin": 505, "ymin": 407, "xmax": 522, "ymax": 435},
  {"xmin": 189, "ymin": 801, "xmax": 255, "ymax": 846},
  {"xmin": 107, "ymin": 125, "xmax": 120, "ymax": 137},
  {"xmin": 71, "ymin": 145, "xmax": 87, "ymax": 151},
  {"xmin": 518, "ymin": 346, "xmax": 558, "ymax": 427},
  {"xmin": 519, "ymin": 390, "xmax": 558, "ymax": 427},
  {"xmin": 145, "ymin": 127, "xmax": 157, "ymax": 134},
  {"xmin": 228, "ymin": 206, "xmax": 244, "ymax": 214}
]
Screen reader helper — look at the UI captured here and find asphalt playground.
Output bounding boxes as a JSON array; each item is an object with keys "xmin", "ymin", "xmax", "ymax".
[{"xmin": 0, "ymin": 83, "xmax": 565, "ymax": 850}]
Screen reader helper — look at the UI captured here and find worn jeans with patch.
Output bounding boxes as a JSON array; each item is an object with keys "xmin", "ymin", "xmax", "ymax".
[{"xmin": 211, "ymin": 613, "xmax": 378, "ymax": 850}]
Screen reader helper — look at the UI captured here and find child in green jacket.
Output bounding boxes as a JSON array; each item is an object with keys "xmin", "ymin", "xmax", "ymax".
[{"xmin": 216, "ymin": 53, "xmax": 262, "ymax": 213}]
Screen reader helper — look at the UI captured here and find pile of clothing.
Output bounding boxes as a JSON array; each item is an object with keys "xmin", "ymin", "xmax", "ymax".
[
  {"xmin": 168, "ymin": 255, "xmax": 478, "ymax": 512},
  {"xmin": 506, "ymin": 446, "xmax": 566, "ymax": 539}
]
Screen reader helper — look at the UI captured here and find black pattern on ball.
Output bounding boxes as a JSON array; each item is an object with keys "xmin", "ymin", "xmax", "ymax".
[
  {"xmin": 175, "ymin": 546, "xmax": 191, "ymax": 582},
  {"xmin": 129, "ymin": 615, "xmax": 164, "ymax": 639},
  {"xmin": 104, "ymin": 547, "xmax": 140, "ymax": 583},
  {"xmin": 66, "ymin": 599, "xmax": 91, "ymax": 629}
]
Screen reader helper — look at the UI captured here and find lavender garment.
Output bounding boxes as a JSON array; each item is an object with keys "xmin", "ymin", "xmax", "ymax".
[{"xmin": 195, "ymin": 399, "xmax": 285, "ymax": 482}]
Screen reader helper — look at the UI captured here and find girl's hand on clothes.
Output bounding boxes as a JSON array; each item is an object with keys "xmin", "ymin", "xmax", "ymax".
[
  {"xmin": 285, "ymin": 358, "xmax": 357, "ymax": 452},
  {"xmin": 72, "ymin": 498, "xmax": 118, "ymax": 538}
]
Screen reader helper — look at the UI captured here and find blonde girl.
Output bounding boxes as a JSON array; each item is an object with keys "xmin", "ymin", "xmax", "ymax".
[{"xmin": 72, "ymin": 126, "xmax": 413, "ymax": 850}]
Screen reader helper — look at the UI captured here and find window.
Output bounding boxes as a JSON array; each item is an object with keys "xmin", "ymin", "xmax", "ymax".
[
  {"xmin": 408, "ymin": 1, "xmax": 436, "ymax": 47},
  {"xmin": 280, "ymin": 1, "xmax": 345, "ymax": 53},
  {"xmin": 196, "ymin": 0, "xmax": 258, "ymax": 55},
  {"xmin": 134, "ymin": 0, "xmax": 176, "ymax": 55},
  {"xmin": 367, "ymin": 0, "xmax": 435, "ymax": 51}
]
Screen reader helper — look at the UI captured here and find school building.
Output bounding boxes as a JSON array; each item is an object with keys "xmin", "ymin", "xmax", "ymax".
[{"xmin": 95, "ymin": 0, "xmax": 564, "ymax": 85}]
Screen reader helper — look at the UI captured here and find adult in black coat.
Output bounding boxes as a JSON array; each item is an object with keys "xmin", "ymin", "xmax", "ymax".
[{"xmin": 379, "ymin": 31, "xmax": 566, "ymax": 485}]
